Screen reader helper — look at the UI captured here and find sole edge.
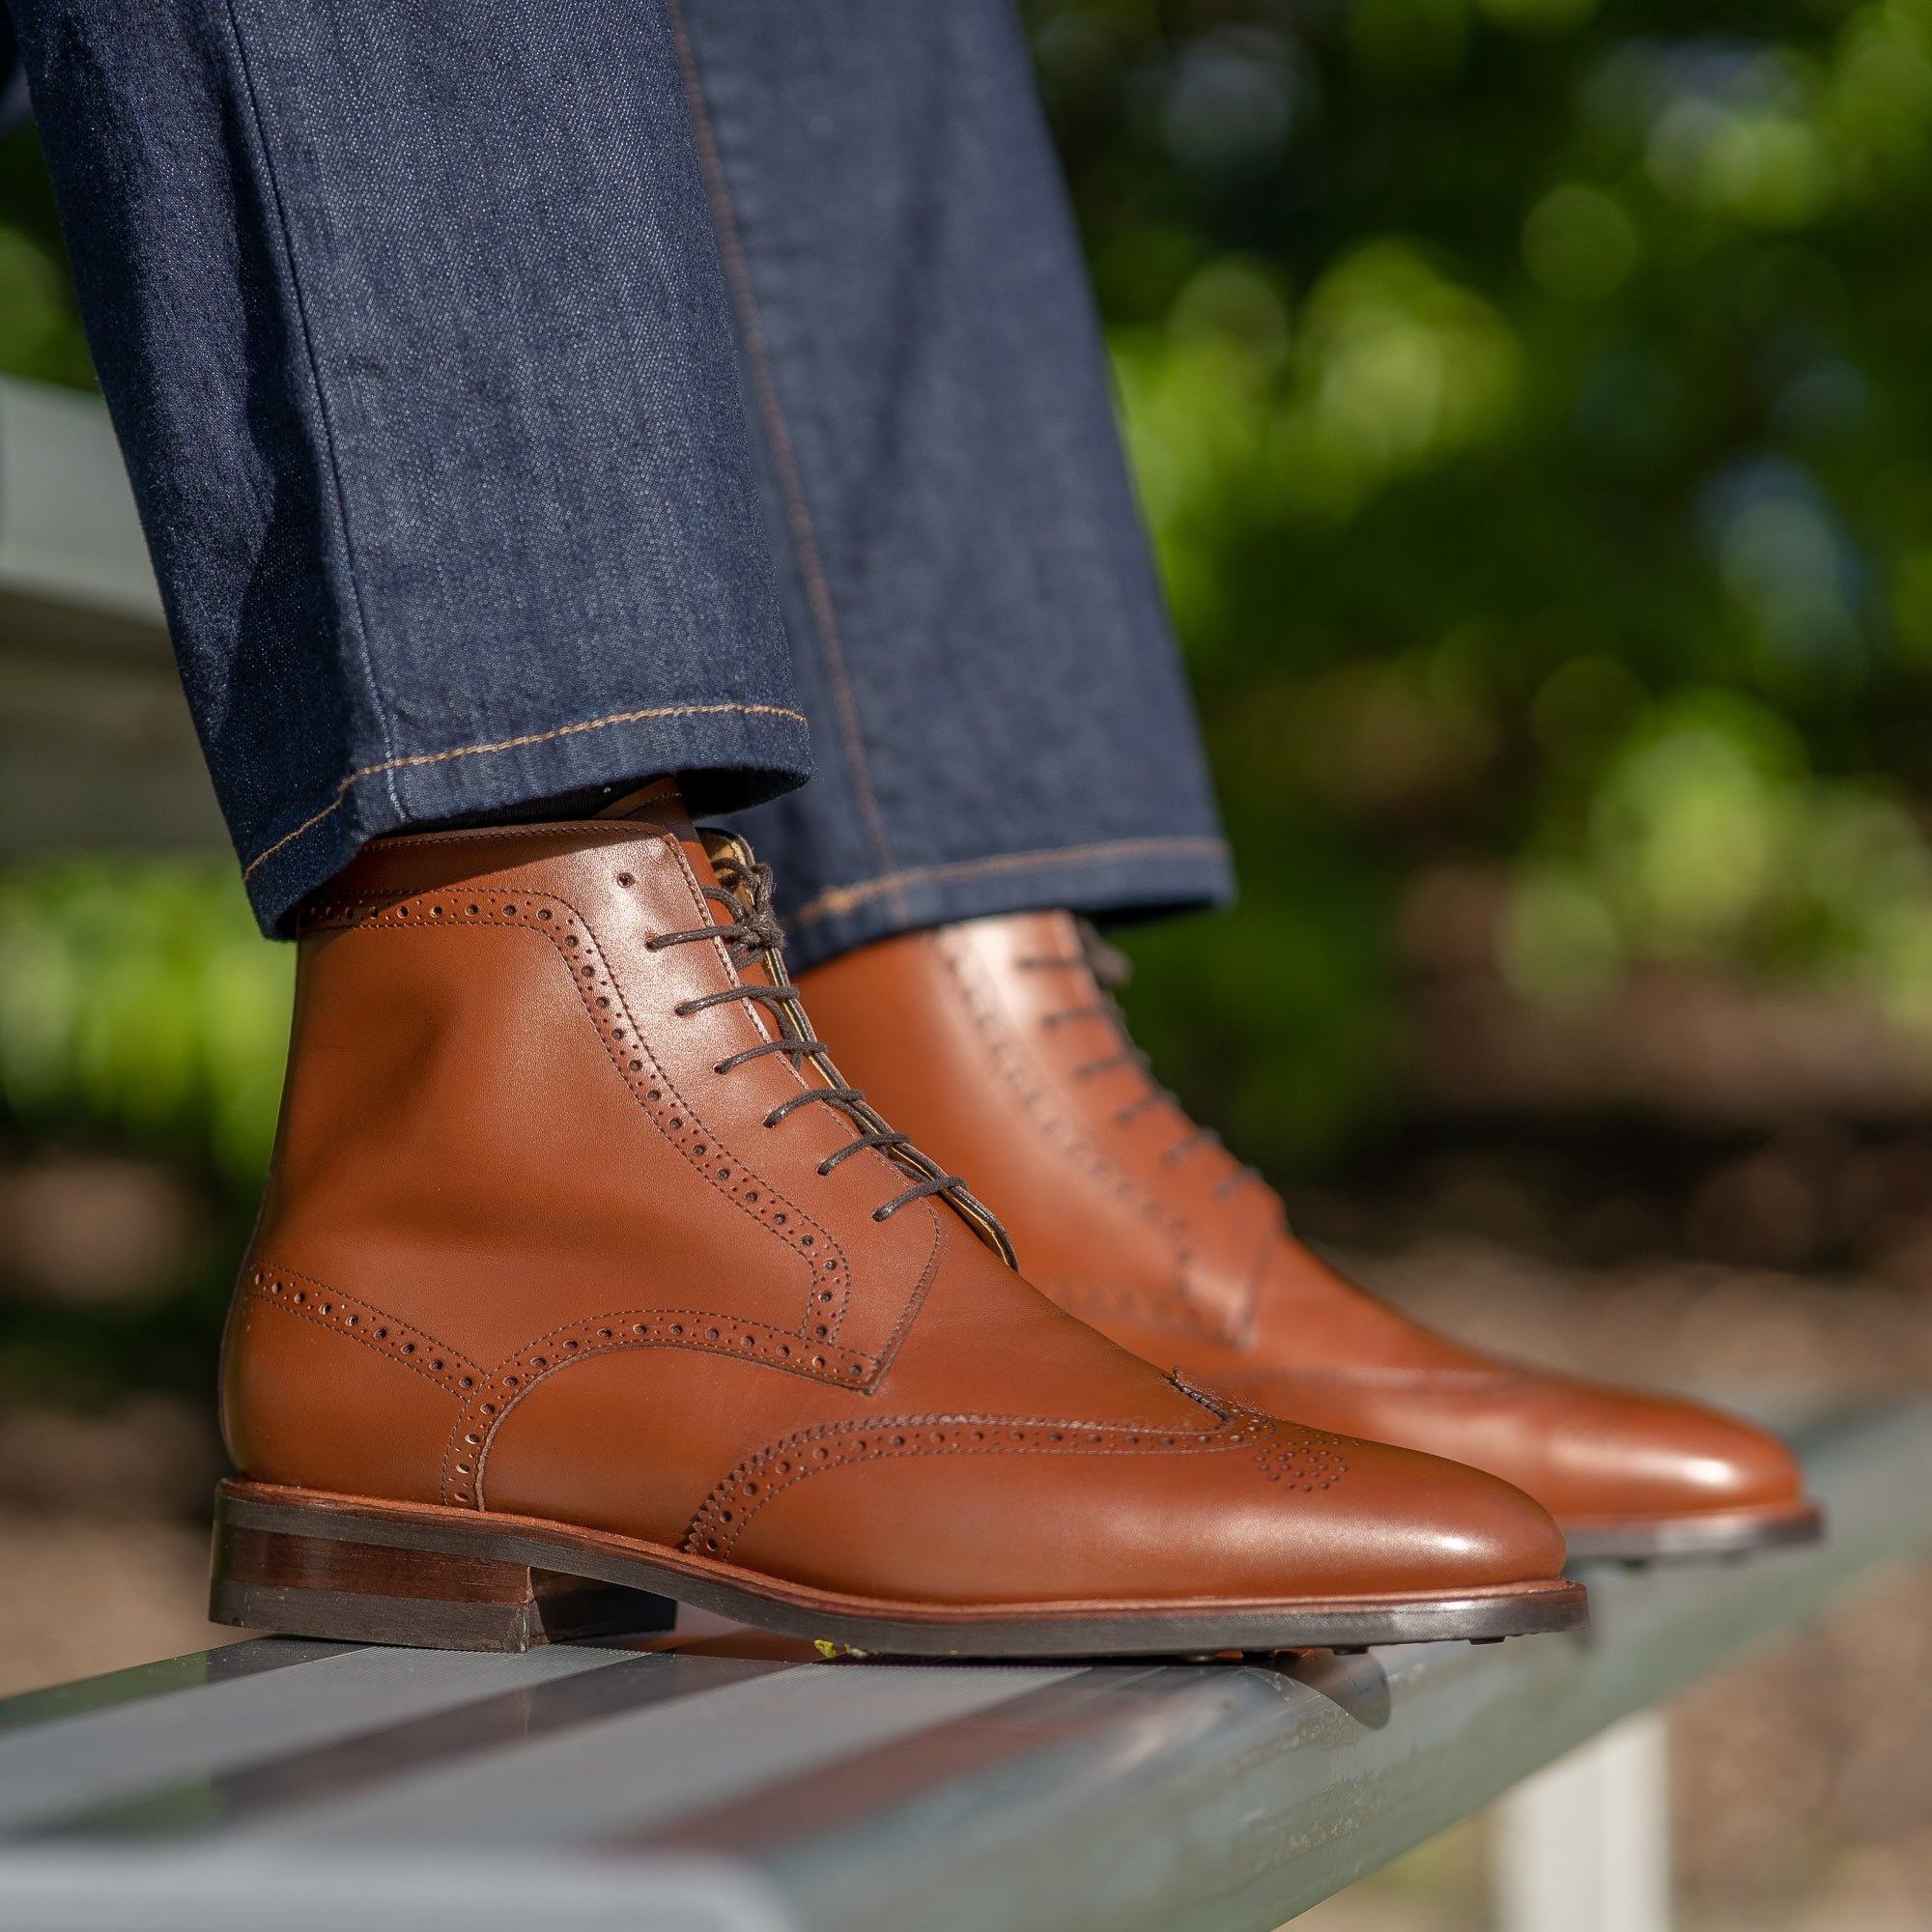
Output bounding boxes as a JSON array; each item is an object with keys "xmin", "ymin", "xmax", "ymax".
[
  {"xmin": 212, "ymin": 1479, "xmax": 1588, "ymax": 1658},
  {"xmin": 1563, "ymin": 1501, "xmax": 1826, "ymax": 1564}
]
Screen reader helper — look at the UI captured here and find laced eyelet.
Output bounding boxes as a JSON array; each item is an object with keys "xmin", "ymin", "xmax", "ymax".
[{"xmin": 639, "ymin": 852, "xmax": 1011, "ymax": 1248}]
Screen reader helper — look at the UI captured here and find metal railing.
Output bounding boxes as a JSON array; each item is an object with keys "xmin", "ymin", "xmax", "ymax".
[{"xmin": 0, "ymin": 1403, "xmax": 1922, "ymax": 1931}]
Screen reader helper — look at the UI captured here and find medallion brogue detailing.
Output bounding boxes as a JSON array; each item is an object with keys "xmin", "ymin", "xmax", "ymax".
[
  {"xmin": 683, "ymin": 1407, "xmax": 1276, "ymax": 1561},
  {"xmin": 1161, "ymin": 1380, "xmax": 1355, "ymax": 1492},
  {"xmin": 442, "ymin": 1309, "xmax": 880, "ymax": 1508},
  {"xmin": 1251, "ymin": 1426, "xmax": 1353, "ymax": 1492},
  {"xmin": 244, "ymin": 1264, "xmax": 477, "ymax": 1396},
  {"xmin": 305, "ymin": 887, "xmax": 851, "ymax": 1321}
]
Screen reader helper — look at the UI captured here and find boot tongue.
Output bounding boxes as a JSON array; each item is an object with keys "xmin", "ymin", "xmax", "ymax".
[{"xmin": 594, "ymin": 780, "xmax": 729, "ymax": 916}]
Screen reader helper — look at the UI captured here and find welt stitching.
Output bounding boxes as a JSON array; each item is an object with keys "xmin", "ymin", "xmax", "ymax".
[
  {"xmin": 791, "ymin": 838, "xmax": 1233, "ymax": 928},
  {"xmin": 661, "ymin": 0, "xmax": 901, "ymax": 899},
  {"xmin": 242, "ymin": 701, "xmax": 808, "ymax": 880},
  {"xmin": 219, "ymin": 1, "xmax": 399, "ymax": 810},
  {"xmin": 305, "ymin": 891, "xmax": 848, "ymax": 1325}
]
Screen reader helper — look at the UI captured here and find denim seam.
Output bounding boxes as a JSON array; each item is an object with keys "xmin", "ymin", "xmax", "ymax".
[
  {"xmin": 219, "ymin": 1, "xmax": 402, "ymax": 815},
  {"xmin": 661, "ymin": 0, "xmax": 902, "ymax": 906},
  {"xmin": 790, "ymin": 837, "xmax": 1232, "ymax": 928},
  {"xmin": 241, "ymin": 699, "xmax": 809, "ymax": 881}
]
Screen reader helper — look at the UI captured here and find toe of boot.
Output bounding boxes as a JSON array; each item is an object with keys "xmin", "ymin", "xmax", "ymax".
[
  {"xmin": 1534, "ymin": 1382, "xmax": 1809, "ymax": 1530},
  {"xmin": 722, "ymin": 1413, "xmax": 1570, "ymax": 1605},
  {"xmin": 1264, "ymin": 1430, "xmax": 1570, "ymax": 1596},
  {"xmin": 1392, "ymin": 1375, "xmax": 1813, "ymax": 1545},
  {"xmin": 1228, "ymin": 1361, "xmax": 1811, "ymax": 1547}
]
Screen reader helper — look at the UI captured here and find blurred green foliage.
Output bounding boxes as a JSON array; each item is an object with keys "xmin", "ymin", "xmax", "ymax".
[
  {"xmin": 0, "ymin": 862, "xmax": 291, "ymax": 1187},
  {"xmin": 9, "ymin": 3, "xmax": 1932, "ymax": 1207},
  {"xmin": 1028, "ymin": 0, "xmax": 1932, "ymax": 1167},
  {"xmin": 0, "ymin": 124, "xmax": 94, "ymax": 389},
  {"xmin": 0, "ymin": 862, "xmax": 288, "ymax": 1402}
]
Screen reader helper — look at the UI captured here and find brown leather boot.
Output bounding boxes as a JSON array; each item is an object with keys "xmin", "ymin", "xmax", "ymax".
[
  {"xmin": 209, "ymin": 785, "xmax": 1583, "ymax": 1656},
  {"xmin": 797, "ymin": 912, "xmax": 1822, "ymax": 1562}
]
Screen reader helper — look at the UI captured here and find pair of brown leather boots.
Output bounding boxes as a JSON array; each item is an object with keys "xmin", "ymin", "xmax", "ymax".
[{"xmin": 210, "ymin": 784, "xmax": 1817, "ymax": 1656}]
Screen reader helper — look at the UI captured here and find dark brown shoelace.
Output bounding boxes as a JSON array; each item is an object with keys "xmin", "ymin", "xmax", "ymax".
[
  {"xmin": 649, "ymin": 847, "xmax": 1014, "ymax": 1250},
  {"xmin": 1020, "ymin": 919, "xmax": 1260, "ymax": 1204}
]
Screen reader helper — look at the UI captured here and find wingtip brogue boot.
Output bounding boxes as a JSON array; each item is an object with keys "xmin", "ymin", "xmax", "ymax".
[
  {"xmin": 210, "ymin": 787, "xmax": 1585, "ymax": 1655},
  {"xmin": 796, "ymin": 911, "xmax": 1823, "ymax": 1564}
]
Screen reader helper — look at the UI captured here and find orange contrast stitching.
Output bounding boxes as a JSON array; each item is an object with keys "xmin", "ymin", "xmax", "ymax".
[
  {"xmin": 662, "ymin": 0, "xmax": 900, "ymax": 896},
  {"xmin": 790, "ymin": 837, "xmax": 1231, "ymax": 928},
  {"xmin": 242, "ymin": 700, "xmax": 808, "ymax": 881}
]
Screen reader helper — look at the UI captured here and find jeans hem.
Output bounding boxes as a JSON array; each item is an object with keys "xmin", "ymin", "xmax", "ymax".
[
  {"xmin": 772, "ymin": 837, "xmax": 1236, "ymax": 974},
  {"xmin": 242, "ymin": 702, "xmax": 812, "ymax": 937}
]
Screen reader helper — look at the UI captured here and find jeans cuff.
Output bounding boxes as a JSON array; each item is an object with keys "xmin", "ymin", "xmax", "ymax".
[
  {"xmin": 777, "ymin": 836, "xmax": 1236, "ymax": 974},
  {"xmin": 242, "ymin": 701, "xmax": 812, "ymax": 936}
]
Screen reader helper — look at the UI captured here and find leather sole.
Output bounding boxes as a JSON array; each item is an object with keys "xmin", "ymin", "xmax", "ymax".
[
  {"xmin": 209, "ymin": 1479, "xmax": 1590, "ymax": 1659},
  {"xmin": 1561, "ymin": 1500, "xmax": 1825, "ymax": 1564}
]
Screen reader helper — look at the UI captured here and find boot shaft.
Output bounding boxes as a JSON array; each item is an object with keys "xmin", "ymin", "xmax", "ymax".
[
  {"xmin": 223, "ymin": 793, "xmax": 988, "ymax": 1487},
  {"xmin": 799, "ymin": 911, "xmax": 1284, "ymax": 1339}
]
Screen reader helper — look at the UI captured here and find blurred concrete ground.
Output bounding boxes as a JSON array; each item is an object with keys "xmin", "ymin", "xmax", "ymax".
[
  {"xmin": 0, "ymin": 1383, "xmax": 235, "ymax": 1696},
  {"xmin": 0, "ymin": 1506, "xmax": 233, "ymax": 1697}
]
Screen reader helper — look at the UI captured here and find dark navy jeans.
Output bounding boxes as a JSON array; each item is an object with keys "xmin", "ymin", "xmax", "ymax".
[{"xmin": 7, "ymin": 0, "xmax": 1231, "ymax": 963}]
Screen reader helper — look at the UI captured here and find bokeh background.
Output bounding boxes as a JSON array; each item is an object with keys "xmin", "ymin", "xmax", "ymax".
[{"xmin": 5, "ymin": 2, "xmax": 1932, "ymax": 1924}]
